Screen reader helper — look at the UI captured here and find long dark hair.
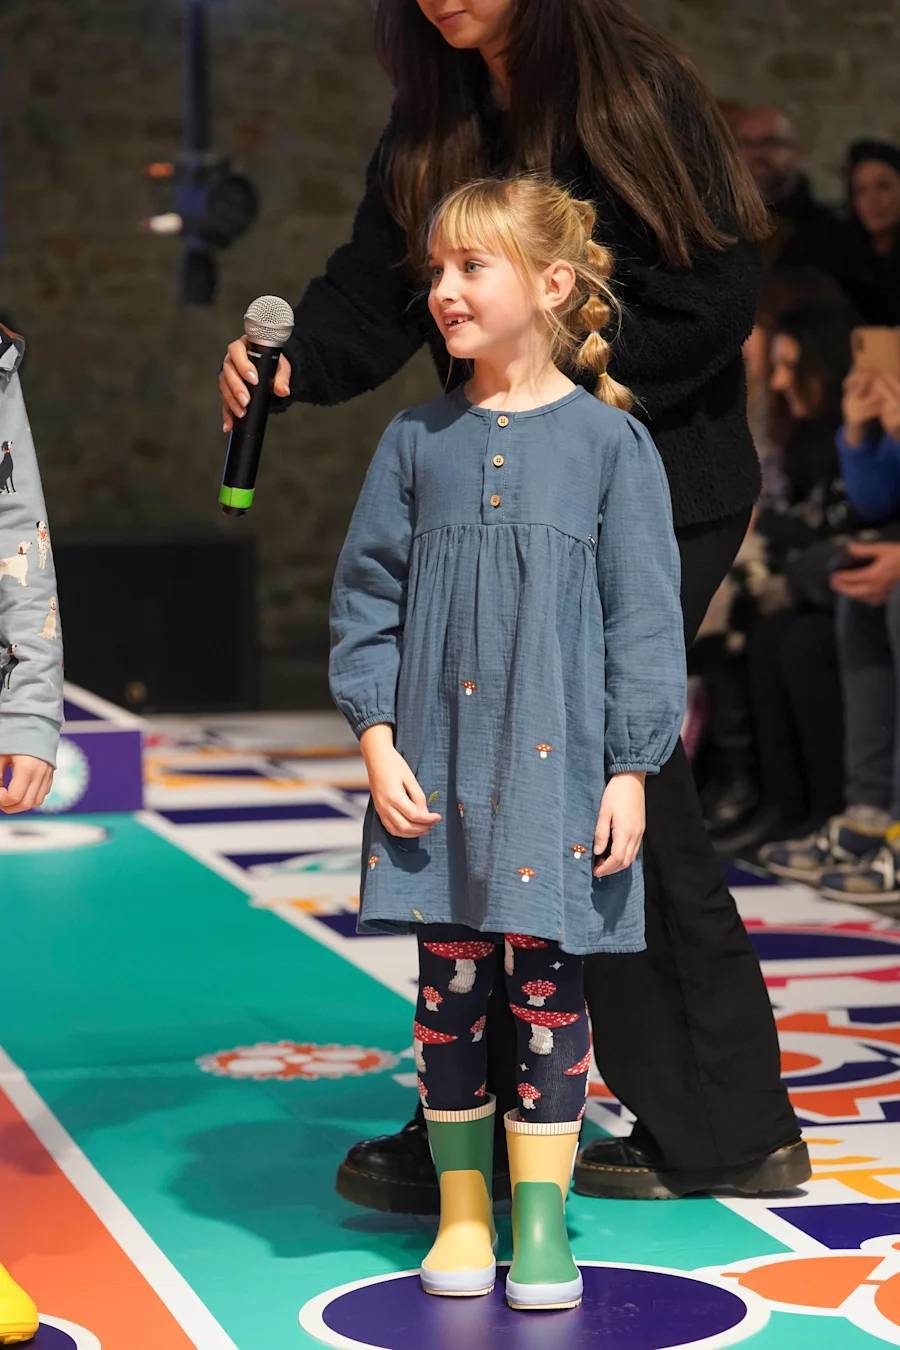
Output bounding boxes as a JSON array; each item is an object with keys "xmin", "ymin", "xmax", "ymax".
[
  {"xmin": 373, "ymin": 0, "xmax": 769, "ymax": 270},
  {"xmin": 774, "ymin": 300, "xmax": 858, "ymax": 431}
]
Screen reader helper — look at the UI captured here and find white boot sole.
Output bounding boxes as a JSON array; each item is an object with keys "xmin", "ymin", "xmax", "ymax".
[
  {"xmin": 420, "ymin": 1261, "xmax": 496, "ymax": 1297},
  {"xmin": 505, "ymin": 1271, "xmax": 583, "ymax": 1310}
]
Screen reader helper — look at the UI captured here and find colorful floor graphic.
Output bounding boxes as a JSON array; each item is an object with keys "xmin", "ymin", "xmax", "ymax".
[{"xmin": 2, "ymin": 710, "xmax": 900, "ymax": 1347}]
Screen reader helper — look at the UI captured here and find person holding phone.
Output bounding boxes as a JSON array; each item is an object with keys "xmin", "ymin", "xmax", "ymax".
[{"xmin": 758, "ymin": 366, "xmax": 900, "ymax": 897}]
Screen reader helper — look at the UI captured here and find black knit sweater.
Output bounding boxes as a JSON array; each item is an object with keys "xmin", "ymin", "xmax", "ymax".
[{"xmin": 276, "ymin": 118, "xmax": 762, "ymax": 529}]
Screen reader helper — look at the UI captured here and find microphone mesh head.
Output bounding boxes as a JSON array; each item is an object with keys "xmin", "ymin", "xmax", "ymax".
[{"xmin": 244, "ymin": 295, "xmax": 295, "ymax": 346}]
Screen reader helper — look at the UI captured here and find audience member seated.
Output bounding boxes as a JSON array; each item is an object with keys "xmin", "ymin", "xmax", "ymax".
[
  {"xmin": 838, "ymin": 139, "xmax": 900, "ymax": 325},
  {"xmin": 759, "ymin": 371, "xmax": 900, "ymax": 901},
  {"xmin": 699, "ymin": 300, "xmax": 861, "ymax": 855},
  {"xmin": 735, "ymin": 106, "xmax": 845, "ymax": 280}
]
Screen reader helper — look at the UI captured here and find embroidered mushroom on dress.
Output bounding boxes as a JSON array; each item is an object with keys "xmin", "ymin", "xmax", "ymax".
[
  {"xmin": 367, "ymin": 853, "xmax": 379, "ymax": 870},
  {"xmin": 422, "ymin": 986, "xmax": 443, "ymax": 1013},
  {"xmin": 461, "ymin": 680, "xmax": 477, "ymax": 696},
  {"xmin": 535, "ymin": 743, "xmax": 553, "ymax": 759},
  {"xmin": 470, "ymin": 1015, "xmax": 487, "ymax": 1043},
  {"xmin": 517, "ymin": 867, "xmax": 536, "ymax": 884},
  {"xmin": 570, "ymin": 844, "xmax": 589, "ymax": 860}
]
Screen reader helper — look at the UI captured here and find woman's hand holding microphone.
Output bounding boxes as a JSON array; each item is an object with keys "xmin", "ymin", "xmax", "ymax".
[{"xmin": 219, "ymin": 335, "xmax": 292, "ymax": 434}]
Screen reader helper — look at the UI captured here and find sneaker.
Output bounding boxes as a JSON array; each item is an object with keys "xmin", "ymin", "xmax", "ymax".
[
  {"xmin": 819, "ymin": 825, "xmax": 900, "ymax": 904},
  {"xmin": 758, "ymin": 809, "xmax": 889, "ymax": 884}
]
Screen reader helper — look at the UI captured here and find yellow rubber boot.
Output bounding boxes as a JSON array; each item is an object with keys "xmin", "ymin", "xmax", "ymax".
[
  {"xmin": 420, "ymin": 1097, "xmax": 497, "ymax": 1297},
  {"xmin": 504, "ymin": 1111, "xmax": 583, "ymax": 1311},
  {"xmin": 0, "ymin": 1265, "xmax": 38, "ymax": 1345}
]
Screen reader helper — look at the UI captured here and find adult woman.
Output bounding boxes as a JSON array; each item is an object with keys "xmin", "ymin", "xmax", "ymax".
[
  {"xmin": 220, "ymin": 0, "xmax": 806, "ymax": 1205},
  {"xmin": 840, "ymin": 139, "xmax": 900, "ymax": 326},
  {"xmin": 724, "ymin": 300, "xmax": 861, "ymax": 855}
]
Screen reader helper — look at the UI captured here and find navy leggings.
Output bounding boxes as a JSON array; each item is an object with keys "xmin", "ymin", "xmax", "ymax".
[{"xmin": 415, "ymin": 924, "xmax": 590, "ymax": 1123}]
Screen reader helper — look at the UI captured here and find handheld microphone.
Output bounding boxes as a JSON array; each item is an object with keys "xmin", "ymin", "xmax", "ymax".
[{"xmin": 218, "ymin": 295, "xmax": 294, "ymax": 516}]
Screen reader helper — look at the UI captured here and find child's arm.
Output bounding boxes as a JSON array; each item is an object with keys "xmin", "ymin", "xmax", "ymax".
[
  {"xmin": 593, "ymin": 418, "xmax": 687, "ymax": 876},
  {"xmin": 329, "ymin": 412, "xmax": 415, "ymax": 741},
  {"xmin": 329, "ymin": 412, "xmax": 440, "ymax": 838},
  {"xmin": 0, "ymin": 328, "xmax": 63, "ymax": 811}
]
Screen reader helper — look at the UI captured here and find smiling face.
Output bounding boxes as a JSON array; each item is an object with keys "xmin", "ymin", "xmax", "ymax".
[
  {"xmin": 415, "ymin": 0, "xmax": 514, "ymax": 50},
  {"xmin": 851, "ymin": 159, "xmax": 900, "ymax": 240},
  {"xmin": 427, "ymin": 238, "xmax": 536, "ymax": 362},
  {"xmin": 427, "ymin": 232, "xmax": 574, "ymax": 368}
]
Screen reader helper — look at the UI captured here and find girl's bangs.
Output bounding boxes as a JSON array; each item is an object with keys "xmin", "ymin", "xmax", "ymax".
[{"xmin": 429, "ymin": 190, "xmax": 516, "ymax": 262}]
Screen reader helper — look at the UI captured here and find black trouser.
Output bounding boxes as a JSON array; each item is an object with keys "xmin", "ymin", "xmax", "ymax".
[
  {"xmin": 746, "ymin": 607, "xmax": 844, "ymax": 828},
  {"xmin": 483, "ymin": 508, "xmax": 800, "ymax": 1170}
]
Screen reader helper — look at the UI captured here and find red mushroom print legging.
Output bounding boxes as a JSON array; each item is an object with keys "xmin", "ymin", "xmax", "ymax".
[{"xmin": 415, "ymin": 924, "xmax": 591, "ymax": 1123}]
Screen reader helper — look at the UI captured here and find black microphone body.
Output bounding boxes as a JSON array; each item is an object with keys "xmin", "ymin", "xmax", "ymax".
[{"xmin": 219, "ymin": 295, "xmax": 294, "ymax": 516}]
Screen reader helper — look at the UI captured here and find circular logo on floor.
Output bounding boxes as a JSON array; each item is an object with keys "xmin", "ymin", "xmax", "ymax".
[
  {"xmin": 0, "ymin": 820, "xmax": 107, "ymax": 852},
  {"xmin": 299, "ymin": 1262, "xmax": 768, "ymax": 1348},
  {"xmin": 35, "ymin": 1316, "xmax": 101, "ymax": 1348},
  {"xmin": 36, "ymin": 740, "xmax": 90, "ymax": 813},
  {"xmin": 197, "ymin": 1040, "xmax": 400, "ymax": 1082}
]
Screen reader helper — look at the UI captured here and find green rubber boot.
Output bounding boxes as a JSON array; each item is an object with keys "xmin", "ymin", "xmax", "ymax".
[
  {"xmin": 504, "ymin": 1110, "xmax": 583, "ymax": 1311},
  {"xmin": 420, "ymin": 1097, "xmax": 497, "ymax": 1297}
]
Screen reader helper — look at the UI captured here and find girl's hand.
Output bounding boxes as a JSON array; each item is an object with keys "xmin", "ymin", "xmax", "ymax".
[
  {"xmin": 219, "ymin": 336, "xmax": 292, "ymax": 433},
  {"xmin": 841, "ymin": 371, "xmax": 882, "ymax": 447},
  {"xmin": 593, "ymin": 771, "xmax": 646, "ymax": 878},
  {"xmin": 359, "ymin": 725, "xmax": 442, "ymax": 839},
  {"xmin": 0, "ymin": 755, "xmax": 54, "ymax": 814}
]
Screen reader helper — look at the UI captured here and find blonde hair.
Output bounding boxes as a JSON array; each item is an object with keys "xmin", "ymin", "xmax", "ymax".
[{"xmin": 426, "ymin": 175, "xmax": 634, "ymax": 411}]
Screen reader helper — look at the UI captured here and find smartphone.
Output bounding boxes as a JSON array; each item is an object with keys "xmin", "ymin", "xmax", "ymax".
[
  {"xmin": 852, "ymin": 327, "xmax": 900, "ymax": 378},
  {"xmin": 828, "ymin": 547, "xmax": 871, "ymax": 574}
]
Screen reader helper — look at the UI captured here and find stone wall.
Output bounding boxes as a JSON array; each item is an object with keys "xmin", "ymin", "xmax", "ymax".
[{"xmin": 1, "ymin": 0, "xmax": 896, "ymax": 705}]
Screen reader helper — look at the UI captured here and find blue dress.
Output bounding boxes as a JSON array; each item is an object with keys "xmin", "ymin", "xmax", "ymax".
[{"xmin": 329, "ymin": 385, "xmax": 686, "ymax": 955}]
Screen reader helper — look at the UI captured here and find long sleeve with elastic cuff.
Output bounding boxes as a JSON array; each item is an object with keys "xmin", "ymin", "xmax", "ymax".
[
  {"xmin": 596, "ymin": 418, "xmax": 687, "ymax": 780},
  {"xmin": 328, "ymin": 412, "xmax": 415, "ymax": 740}
]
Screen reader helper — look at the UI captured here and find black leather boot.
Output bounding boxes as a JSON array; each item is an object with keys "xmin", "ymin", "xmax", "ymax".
[
  {"xmin": 573, "ymin": 1134, "xmax": 811, "ymax": 1199},
  {"xmin": 336, "ymin": 1104, "xmax": 511, "ymax": 1215}
]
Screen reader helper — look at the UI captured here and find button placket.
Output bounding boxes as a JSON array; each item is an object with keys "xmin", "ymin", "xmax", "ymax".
[{"xmin": 483, "ymin": 411, "xmax": 512, "ymax": 517}]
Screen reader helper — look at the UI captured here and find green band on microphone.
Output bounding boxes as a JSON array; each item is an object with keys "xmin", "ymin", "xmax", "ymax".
[{"xmin": 219, "ymin": 484, "xmax": 255, "ymax": 510}]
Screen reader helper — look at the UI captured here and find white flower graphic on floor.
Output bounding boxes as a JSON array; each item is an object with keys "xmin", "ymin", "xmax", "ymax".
[{"xmin": 197, "ymin": 1040, "xmax": 400, "ymax": 1081}]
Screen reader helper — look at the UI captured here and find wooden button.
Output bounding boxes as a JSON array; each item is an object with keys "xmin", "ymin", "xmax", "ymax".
[
  {"xmin": 497, "ymin": 415, "xmax": 509, "ymax": 427},
  {"xmin": 490, "ymin": 494, "xmax": 502, "ymax": 507},
  {"xmin": 492, "ymin": 454, "xmax": 505, "ymax": 467}
]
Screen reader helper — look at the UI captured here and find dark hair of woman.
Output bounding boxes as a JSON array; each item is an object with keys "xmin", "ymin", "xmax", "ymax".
[
  {"xmin": 772, "ymin": 299, "xmax": 858, "ymax": 430},
  {"xmin": 373, "ymin": 0, "xmax": 770, "ymax": 270}
]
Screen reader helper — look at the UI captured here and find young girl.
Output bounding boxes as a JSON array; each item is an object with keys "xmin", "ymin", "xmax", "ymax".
[{"xmin": 329, "ymin": 177, "xmax": 686, "ymax": 1311}]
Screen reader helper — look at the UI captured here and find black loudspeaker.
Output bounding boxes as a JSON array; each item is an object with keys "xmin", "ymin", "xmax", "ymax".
[{"xmin": 53, "ymin": 528, "xmax": 258, "ymax": 713}]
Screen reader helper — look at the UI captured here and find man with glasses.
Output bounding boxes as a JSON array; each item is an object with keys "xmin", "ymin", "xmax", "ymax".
[{"xmin": 735, "ymin": 106, "xmax": 845, "ymax": 280}]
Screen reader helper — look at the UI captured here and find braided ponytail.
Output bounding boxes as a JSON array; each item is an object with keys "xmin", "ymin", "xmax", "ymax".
[
  {"xmin": 427, "ymin": 176, "xmax": 635, "ymax": 410},
  {"xmin": 572, "ymin": 231, "xmax": 633, "ymax": 411}
]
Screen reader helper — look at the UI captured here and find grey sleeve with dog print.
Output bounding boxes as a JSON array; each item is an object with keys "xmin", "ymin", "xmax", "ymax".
[{"xmin": 0, "ymin": 327, "xmax": 63, "ymax": 767}]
